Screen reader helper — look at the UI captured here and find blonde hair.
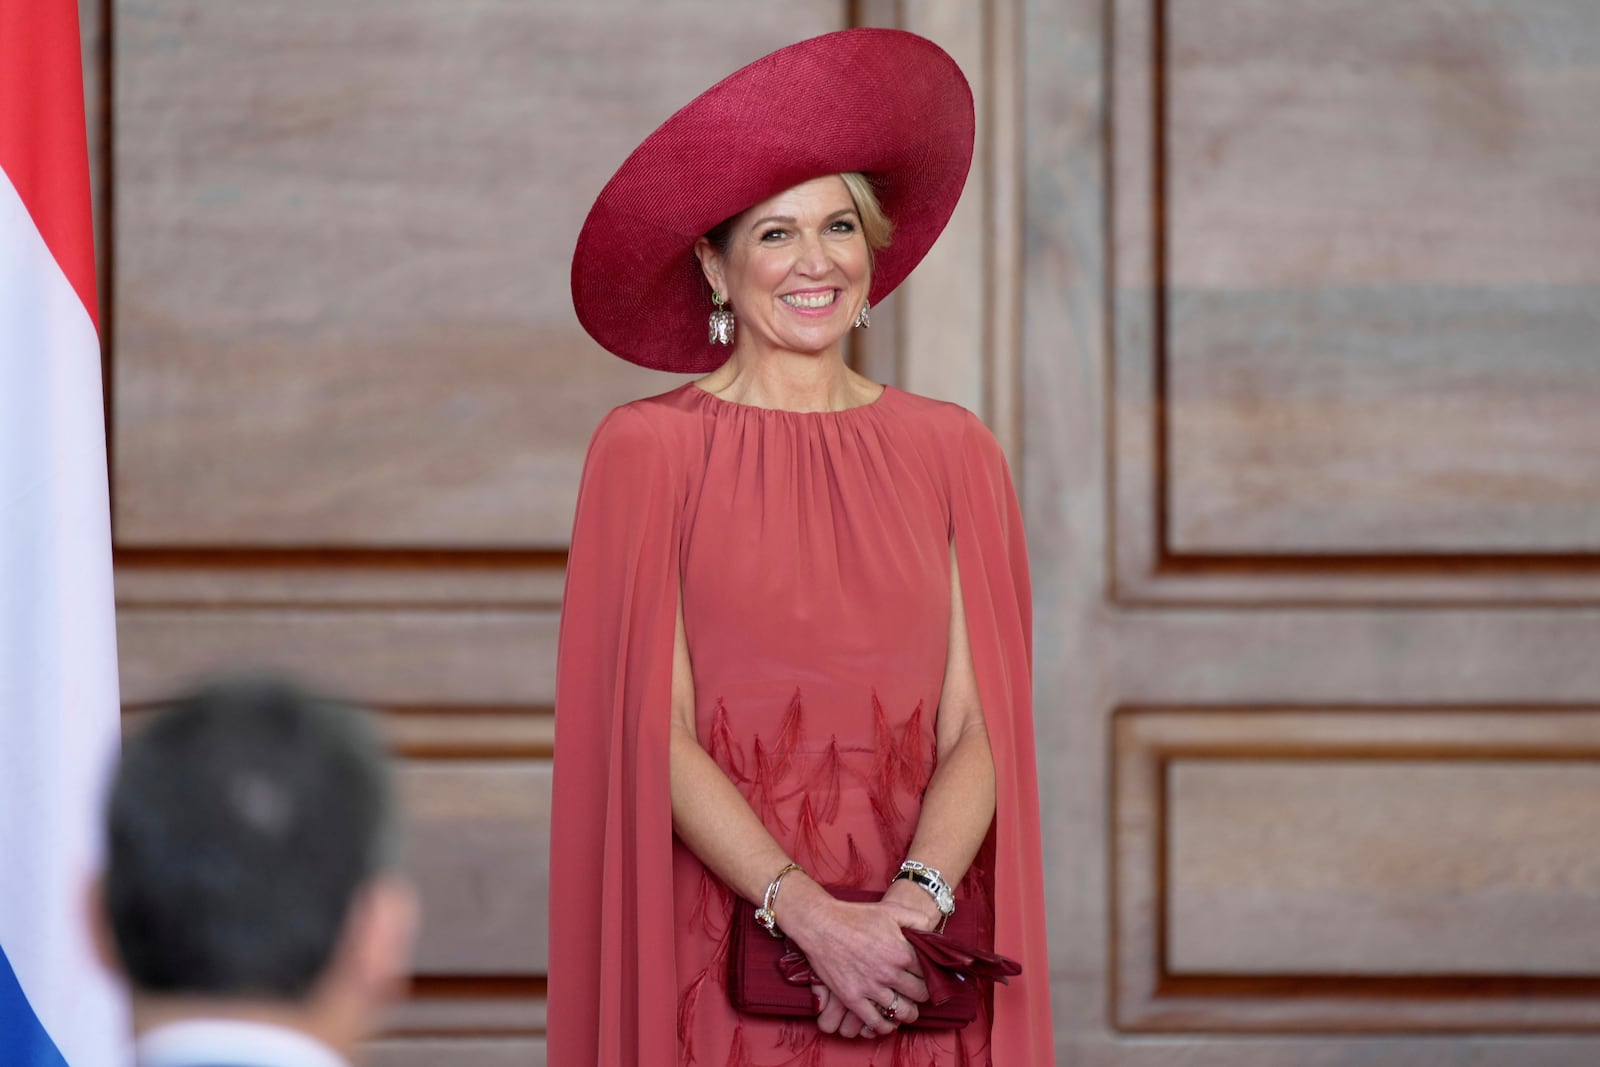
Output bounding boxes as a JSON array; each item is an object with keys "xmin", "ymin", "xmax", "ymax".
[
  {"xmin": 839, "ymin": 171, "xmax": 894, "ymax": 252},
  {"xmin": 704, "ymin": 172, "xmax": 895, "ymax": 254}
]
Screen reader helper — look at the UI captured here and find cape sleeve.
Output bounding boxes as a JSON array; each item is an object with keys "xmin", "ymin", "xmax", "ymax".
[
  {"xmin": 548, "ymin": 404, "xmax": 682, "ymax": 1067},
  {"xmin": 951, "ymin": 409, "xmax": 1058, "ymax": 1065}
]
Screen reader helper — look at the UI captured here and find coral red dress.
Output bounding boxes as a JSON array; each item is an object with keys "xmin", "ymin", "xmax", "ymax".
[{"xmin": 550, "ymin": 383, "xmax": 1054, "ymax": 1066}]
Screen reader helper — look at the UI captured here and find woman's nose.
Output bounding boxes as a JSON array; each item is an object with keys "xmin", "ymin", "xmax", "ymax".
[{"xmin": 795, "ymin": 235, "xmax": 830, "ymax": 275}]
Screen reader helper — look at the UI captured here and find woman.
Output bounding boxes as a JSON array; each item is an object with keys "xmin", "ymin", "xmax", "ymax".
[{"xmin": 552, "ymin": 28, "xmax": 1054, "ymax": 1066}]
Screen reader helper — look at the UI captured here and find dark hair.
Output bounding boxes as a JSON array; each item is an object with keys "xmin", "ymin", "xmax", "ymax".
[{"xmin": 103, "ymin": 673, "xmax": 398, "ymax": 1000}]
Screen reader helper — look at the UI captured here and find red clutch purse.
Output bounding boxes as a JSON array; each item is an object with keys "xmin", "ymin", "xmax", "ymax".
[{"xmin": 727, "ymin": 886, "xmax": 1021, "ymax": 1030}]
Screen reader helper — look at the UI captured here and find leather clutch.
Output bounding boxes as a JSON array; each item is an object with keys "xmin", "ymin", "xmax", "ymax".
[{"xmin": 728, "ymin": 886, "xmax": 1021, "ymax": 1030}]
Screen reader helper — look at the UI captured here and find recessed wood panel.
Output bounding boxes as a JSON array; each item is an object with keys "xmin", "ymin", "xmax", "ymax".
[
  {"xmin": 1168, "ymin": 759, "xmax": 1600, "ymax": 975},
  {"xmin": 403, "ymin": 761, "xmax": 549, "ymax": 975},
  {"xmin": 369, "ymin": 1038, "xmax": 543, "ymax": 1067},
  {"xmin": 1166, "ymin": 1, "xmax": 1600, "ymax": 292},
  {"xmin": 112, "ymin": 0, "xmax": 840, "ymax": 547},
  {"xmin": 117, "ymin": 608, "xmax": 557, "ymax": 706},
  {"xmin": 1160, "ymin": 0, "xmax": 1600, "ymax": 555},
  {"xmin": 1167, "ymin": 288, "xmax": 1600, "ymax": 554},
  {"xmin": 1110, "ymin": 0, "xmax": 1600, "ymax": 603},
  {"xmin": 1115, "ymin": 708, "xmax": 1600, "ymax": 1031},
  {"xmin": 114, "ymin": 553, "xmax": 567, "ymax": 608}
]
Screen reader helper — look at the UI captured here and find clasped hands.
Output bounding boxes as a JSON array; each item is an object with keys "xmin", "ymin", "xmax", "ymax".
[{"xmin": 777, "ymin": 875, "xmax": 945, "ymax": 1039}]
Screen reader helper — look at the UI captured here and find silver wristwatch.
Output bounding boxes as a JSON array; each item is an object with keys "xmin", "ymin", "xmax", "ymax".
[{"xmin": 894, "ymin": 860, "xmax": 955, "ymax": 920}]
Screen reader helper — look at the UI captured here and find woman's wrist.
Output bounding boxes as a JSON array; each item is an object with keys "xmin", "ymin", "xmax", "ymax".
[
  {"xmin": 754, "ymin": 862, "xmax": 805, "ymax": 936},
  {"xmin": 880, "ymin": 878, "xmax": 944, "ymax": 932},
  {"xmin": 768, "ymin": 873, "xmax": 843, "ymax": 952}
]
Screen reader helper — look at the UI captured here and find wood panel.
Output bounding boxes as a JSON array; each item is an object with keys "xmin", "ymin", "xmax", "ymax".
[
  {"xmin": 1033, "ymin": 0, "xmax": 1600, "ymax": 1060},
  {"xmin": 368, "ymin": 1038, "xmax": 543, "ymax": 1067},
  {"xmin": 1164, "ymin": 0, "xmax": 1600, "ymax": 555},
  {"xmin": 117, "ymin": 607, "xmax": 557, "ymax": 706},
  {"xmin": 1109, "ymin": 0, "xmax": 1600, "ymax": 603},
  {"xmin": 111, "ymin": 0, "xmax": 841, "ymax": 547},
  {"xmin": 1114, "ymin": 708, "xmax": 1600, "ymax": 1030},
  {"xmin": 1169, "ymin": 759, "xmax": 1600, "ymax": 975},
  {"xmin": 403, "ymin": 761, "xmax": 549, "ymax": 975},
  {"xmin": 115, "ymin": 552, "xmax": 567, "ymax": 607}
]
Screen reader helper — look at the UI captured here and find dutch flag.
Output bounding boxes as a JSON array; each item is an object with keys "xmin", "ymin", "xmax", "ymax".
[{"xmin": 1, "ymin": 0, "xmax": 129, "ymax": 1064}]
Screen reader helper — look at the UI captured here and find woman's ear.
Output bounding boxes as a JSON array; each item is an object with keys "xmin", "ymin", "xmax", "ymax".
[{"xmin": 693, "ymin": 237, "xmax": 725, "ymax": 297}]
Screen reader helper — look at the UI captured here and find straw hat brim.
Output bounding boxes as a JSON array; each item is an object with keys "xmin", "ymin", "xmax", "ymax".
[{"xmin": 570, "ymin": 28, "xmax": 976, "ymax": 373}]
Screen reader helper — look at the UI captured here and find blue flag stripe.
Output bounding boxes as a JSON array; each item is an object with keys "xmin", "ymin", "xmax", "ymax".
[{"xmin": 0, "ymin": 943, "xmax": 71, "ymax": 1067}]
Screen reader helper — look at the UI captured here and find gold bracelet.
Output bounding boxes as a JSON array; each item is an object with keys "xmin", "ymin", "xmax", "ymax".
[{"xmin": 754, "ymin": 862, "xmax": 804, "ymax": 939}]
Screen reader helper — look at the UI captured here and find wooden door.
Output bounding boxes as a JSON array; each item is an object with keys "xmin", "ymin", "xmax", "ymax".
[{"xmin": 1026, "ymin": 0, "xmax": 1600, "ymax": 1063}]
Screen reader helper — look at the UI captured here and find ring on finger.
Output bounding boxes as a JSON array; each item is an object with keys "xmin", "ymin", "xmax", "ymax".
[{"xmin": 879, "ymin": 991, "xmax": 900, "ymax": 1021}]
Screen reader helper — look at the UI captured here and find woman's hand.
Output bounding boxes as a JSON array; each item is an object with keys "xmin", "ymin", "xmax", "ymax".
[
  {"xmin": 777, "ymin": 877, "xmax": 928, "ymax": 1037},
  {"xmin": 811, "ymin": 882, "xmax": 942, "ymax": 1035},
  {"xmin": 879, "ymin": 878, "xmax": 946, "ymax": 933}
]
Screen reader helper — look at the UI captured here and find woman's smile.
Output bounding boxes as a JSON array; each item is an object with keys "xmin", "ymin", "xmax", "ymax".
[{"xmin": 780, "ymin": 288, "xmax": 840, "ymax": 312}]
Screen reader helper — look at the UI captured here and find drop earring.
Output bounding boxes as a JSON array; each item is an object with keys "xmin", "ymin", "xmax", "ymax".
[
  {"xmin": 709, "ymin": 291, "xmax": 735, "ymax": 345},
  {"xmin": 853, "ymin": 300, "xmax": 871, "ymax": 329}
]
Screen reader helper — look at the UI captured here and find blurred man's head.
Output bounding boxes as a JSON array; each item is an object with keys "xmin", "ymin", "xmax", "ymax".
[{"xmin": 93, "ymin": 673, "xmax": 416, "ymax": 1058}]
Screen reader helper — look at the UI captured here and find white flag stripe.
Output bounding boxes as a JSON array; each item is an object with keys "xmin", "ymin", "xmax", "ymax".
[{"xmin": 0, "ymin": 168, "xmax": 126, "ymax": 1067}]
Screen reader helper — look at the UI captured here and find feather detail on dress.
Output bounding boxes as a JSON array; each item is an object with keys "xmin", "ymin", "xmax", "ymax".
[
  {"xmin": 890, "ymin": 1029, "xmax": 947, "ymax": 1067},
  {"xmin": 749, "ymin": 736, "xmax": 790, "ymax": 835},
  {"xmin": 768, "ymin": 688, "xmax": 805, "ymax": 783},
  {"xmin": 794, "ymin": 793, "xmax": 843, "ymax": 883},
  {"xmin": 840, "ymin": 833, "xmax": 870, "ymax": 888},
  {"xmin": 871, "ymin": 691, "xmax": 905, "ymax": 825},
  {"xmin": 690, "ymin": 868, "xmax": 714, "ymax": 934},
  {"xmin": 777, "ymin": 1020, "xmax": 814, "ymax": 1054},
  {"xmin": 724, "ymin": 1023, "xmax": 751, "ymax": 1067},
  {"xmin": 709, "ymin": 698, "xmax": 748, "ymax": 782},
  {"xmin": 677, "ymin": 964, "xmax": 712, "ymax": 1065},
  {"xmin": 785, "ymin": 734, "xmax": 843, "ymax": 824},
  {"xmin": 898, "ymin": 702, "xmax": 931, "ymax": 794},
  {"xmin": 678, "ymin": 899, "xmax": 736, "ymax": 1063},
  {"xmin": 867, "ymin": 789, "xmax": 910, "ymax": 869},
  {"xmin": 787, "ymin": 1032, "xmax": 826, "ymax": 1066},
  {"xmin": 691, "ymin": 867, "xmax": 732, "ymax": 938}
]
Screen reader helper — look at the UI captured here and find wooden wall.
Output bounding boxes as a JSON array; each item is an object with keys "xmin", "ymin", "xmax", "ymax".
[
  {"xmin": 1030, "ymin": 0, "xmax": 1600, "ymax": 1063},
  {"xmin": 84, "ymin": 0, "xmax": 1600, "ymax": 1062},
  {"xmin": 87, "ymin": 1, "xmax": 1020, "ymax": 1062}
]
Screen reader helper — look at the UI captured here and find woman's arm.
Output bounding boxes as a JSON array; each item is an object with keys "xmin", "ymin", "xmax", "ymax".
[
  {"xmin": 668, "ymin": 595, "xmax": 930, "ymax": 1038},
  {"xmin": 884, "ymin": 544, "xmax": 997, "ymax": 926},
  {"xmin": 811, "ymin": 545, "xmax": 998, "ymax": 1033}
]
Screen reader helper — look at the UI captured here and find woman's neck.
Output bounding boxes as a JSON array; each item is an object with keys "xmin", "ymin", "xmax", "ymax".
[{"xmin": 696, "ymin": 346, "xmax": 878, "ymax": 413}]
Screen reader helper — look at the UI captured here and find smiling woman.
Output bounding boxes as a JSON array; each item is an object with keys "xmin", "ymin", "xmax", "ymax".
[
  {"xmin": 554, "ymin": 27, "xmax": 1056, "ymax": 1067},
  {"xmin": 692, "ymin": 176, "xmax": 875, "ymax": 371}
]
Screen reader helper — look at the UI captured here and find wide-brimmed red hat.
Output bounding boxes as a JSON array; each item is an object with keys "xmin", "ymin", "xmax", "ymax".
[{"xmin": 571, "ymin": 28, "xmax": 975, "ymax": 372}]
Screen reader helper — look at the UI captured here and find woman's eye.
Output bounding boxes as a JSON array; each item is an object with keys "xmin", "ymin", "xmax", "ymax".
[
  {"xmin": 830, "ymin": 220, "xmax": 858, "ymax": 233},
  {"xmin": 760, "ymin": 229, "xmax": 788, "ymax": 241}
]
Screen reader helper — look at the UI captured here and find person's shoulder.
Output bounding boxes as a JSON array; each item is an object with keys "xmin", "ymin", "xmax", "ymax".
[
  {"xmin": 588, "ymin": 383, "xmax": 703, "ymax": 455},
  {"xmin": 884, "ymin": 387, "xmax": 998, "ymax": 454}
]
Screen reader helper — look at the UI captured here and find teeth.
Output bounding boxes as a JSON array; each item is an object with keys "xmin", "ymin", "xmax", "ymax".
[{"xmin": 781, "ymin": 291, "xmax": 836, "ymax": 309}]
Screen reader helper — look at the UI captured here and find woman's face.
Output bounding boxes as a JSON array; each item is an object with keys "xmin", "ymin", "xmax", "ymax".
[{"xmin": 696, "ymin": 175, "xmax": 871, "ymax": 359}]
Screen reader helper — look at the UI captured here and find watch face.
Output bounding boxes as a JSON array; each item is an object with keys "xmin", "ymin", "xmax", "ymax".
[{"xmin": 936, "ymin": 885, "xmax": 955, "ymax": 913}]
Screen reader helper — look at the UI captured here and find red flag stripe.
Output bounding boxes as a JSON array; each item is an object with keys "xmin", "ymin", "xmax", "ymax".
[{"xmin": 0, "ymin": 0, "xmax": 98, "ymax": 331}]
